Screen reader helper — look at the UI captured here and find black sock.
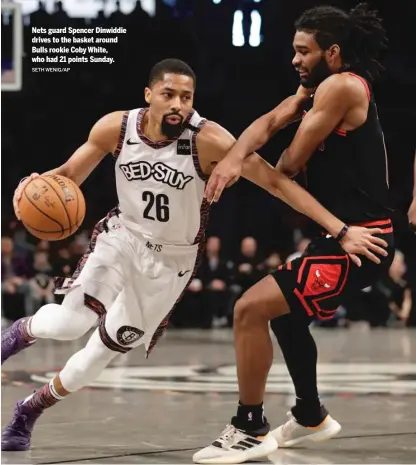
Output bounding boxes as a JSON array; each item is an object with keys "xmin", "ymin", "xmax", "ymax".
[
  {"xmin": 270, "ymin": 314, "xmax": 328, "ymax": 426},
  {"xmin": 292, "ymin": 398, "xmax": 328, "ymax": 427},
  {"xmin": 232, "ymin": 402, "xmax": 269, "ymax": 433}
]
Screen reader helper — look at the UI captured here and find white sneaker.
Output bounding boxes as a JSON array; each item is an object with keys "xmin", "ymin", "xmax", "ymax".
[
  {"xmin": 193, "ymin": 424, "xmax": 278, "ymax": 464},
  {"xmin": 271, "ymin": 412, "xmax": 341, "ymax": 448}
]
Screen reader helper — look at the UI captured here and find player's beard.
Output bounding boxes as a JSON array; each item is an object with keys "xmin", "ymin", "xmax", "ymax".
[
  {"xmin": 300, "ymin": 55, "xmax": 332, "ymax": 88},
  {"xmin": 161, "ymin": 112, "xmax": 184, "ymax": 140}
]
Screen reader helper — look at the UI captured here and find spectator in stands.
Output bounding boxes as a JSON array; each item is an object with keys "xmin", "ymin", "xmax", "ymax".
[
  {"xmin": 52, "ymin": 247, "xmax": 73, "ymax": 279},
  {"xmin": 1, "ymin": 236, "xmax": 32, "ymax": 323},
  {"xmin": 234, "ymin": 237, "xmax": 262, "ymax": 296},
  {"xmin": 28, "ymin": 251, "xmax": 55, "ymax": 314},
  {"xmin": 344, "ymin": 250, "xmax": 411, "ymax": 328},
  {"xmin": 200, "ymin": 236, "xmax": 233, "ymax": 327},
  {"xmin": 286, "ymin": 237, "xmax": 311, "ymax": 264},
  {"xmin": 371, "ymin": 249, "xmax": 412, "ymax": 325},
  {"xmin": 261, "ymin": 252, "xmax": 282, "ymax": 275},
  {"xmin": 36, "ymin": 240, "xmax": 50, "ymax": 253}
]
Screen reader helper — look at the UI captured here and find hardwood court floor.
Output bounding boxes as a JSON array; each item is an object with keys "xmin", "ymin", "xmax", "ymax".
[{"xmin": 2, "ymin": 326, "xmax": 416, "ymax": 464}]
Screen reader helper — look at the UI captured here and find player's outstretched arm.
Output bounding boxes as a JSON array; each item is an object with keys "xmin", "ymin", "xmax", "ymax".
[
  {"xmin": 204, "ymin": 88, "xmax": 313, "ymax": 203},
  {"xmin": 227, "ymin": 89, "xmax": 312, "ymax": 162},
  {"xmin": 198, "ymin": 119, "xmax": 388, "ymax": 267},
  {"xmin": 13, "ymin": 111, "xmax": 124, "ymax": 220}
]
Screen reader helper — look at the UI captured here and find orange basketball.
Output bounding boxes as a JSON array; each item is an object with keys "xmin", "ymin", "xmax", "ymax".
[{"xmin": 19, "ymin": 175, "xmax": 86, "ymax": 241}]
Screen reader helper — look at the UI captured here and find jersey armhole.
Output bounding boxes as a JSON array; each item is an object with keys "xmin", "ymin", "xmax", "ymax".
[
  {"xmin": 113, "ymin": 110, "xmax": 130, "ymax": 160},
  {"xmin": 346, "ymin": 72, "xmax": 370, "ymax": 101},
  {"xmin": 191, "ymin": 119, "xmax": 209, "ymax": 181}
]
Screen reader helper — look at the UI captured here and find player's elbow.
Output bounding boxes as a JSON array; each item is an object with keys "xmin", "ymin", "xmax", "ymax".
[
  {"xmin": 275, "ymin": 161, "xmax": 299, "ymax": 179},
  {"xmin": 275, "ymin": 150, "xmax": 301, "ymax": 178}
]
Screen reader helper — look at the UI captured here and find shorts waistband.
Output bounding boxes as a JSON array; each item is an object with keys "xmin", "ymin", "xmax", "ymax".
[
  {"xmin": 350, "ymin": 218, "xmax": 393, "ymax": 233},
  {"xmin": 117, "ymin": 216, "xmax": 200, "ymax": 255}
]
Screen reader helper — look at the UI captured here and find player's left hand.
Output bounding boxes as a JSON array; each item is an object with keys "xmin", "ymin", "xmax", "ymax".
[
  {"xmin": 339, "ymin": 226, "xmax": 389, "ymax": 267},
  {"xmin": 295, "ymin": 85, "xmax": 316, "ymax": 101},
  {"xmin": 204, "ymin": 157, "xmax": 242, "ymax": 203}
]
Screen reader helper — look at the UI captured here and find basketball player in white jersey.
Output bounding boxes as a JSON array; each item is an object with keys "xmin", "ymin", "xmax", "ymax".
[{"xmin": 2, "ymin": 59, "xmax": 387, "ymax": 453}]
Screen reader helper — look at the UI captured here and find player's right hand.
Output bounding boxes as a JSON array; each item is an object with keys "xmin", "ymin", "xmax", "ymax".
[
  {"xmin": 339, "ymin": 226, "xmax": 389, "ymax": 267},
  {"xmin": 13, "ymin": 173, "xmax": 40, "ymax": 220},
  {"xmin": 204, "ymin": 157, "xmax": 242, "ymax": 203}
]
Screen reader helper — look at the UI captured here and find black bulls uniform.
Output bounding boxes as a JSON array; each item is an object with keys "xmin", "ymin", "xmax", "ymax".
[{"xmin": 272, "ymin": 72, "xmax": 395, "ymax": 321}]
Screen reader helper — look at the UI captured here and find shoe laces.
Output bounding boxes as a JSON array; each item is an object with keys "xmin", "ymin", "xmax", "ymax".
[
  {"xmin": 7, "ymin": 401, "xmax": 41, "ymax": 434},
  {"xmin": 217, "ymin": 424, "xmax": 237, "ymax": 447},
  {"xmin": 281, "ymin": 412, "xmax": 299, "ymax": 437},
  {"xmin": 3, "ymin": 412, "xmax": 30, "ymax": 437}
]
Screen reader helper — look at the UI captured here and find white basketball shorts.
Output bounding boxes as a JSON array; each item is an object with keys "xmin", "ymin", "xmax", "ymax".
[{"xmin": 55, "ymin": 211, "xmax": 200, "ymax": 355}]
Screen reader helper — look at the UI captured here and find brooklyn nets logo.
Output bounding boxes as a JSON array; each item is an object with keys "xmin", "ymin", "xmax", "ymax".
[
  {"xmin": 116, "ymin": 326, "xmax": 144, "ymax": 346},
  {"xmin": 31, "ymin": 363, "xmax": 416, "ymax": 395}
]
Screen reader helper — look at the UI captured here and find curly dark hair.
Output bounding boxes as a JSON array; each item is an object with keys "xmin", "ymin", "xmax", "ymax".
[
  {"xmin": 148, "ymin": 58, "xmax": 196, "ymax": 88},
  {"xmin": 295, "ymin": 3, "xmax": 387, "ymax": 80}
]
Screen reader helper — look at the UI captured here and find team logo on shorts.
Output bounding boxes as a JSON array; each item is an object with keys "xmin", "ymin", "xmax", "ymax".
[{"xmin": 116, "ymin": 326, "xmax": 144, "ymax": 346}]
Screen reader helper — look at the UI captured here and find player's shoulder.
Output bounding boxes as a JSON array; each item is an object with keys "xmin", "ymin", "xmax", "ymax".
[
  {"xmin": 89, "ymin": 110, "xmax": 128, "ymax": 146},
  {"xmin": 198, "ymin": 120, "xmax": 232, "ymax": 140},
  {"xmin": 196, "ymin": 120, "xmax": 236, "ymax": 161},
  {"xmin": 198, "ymin": 120, "xmax": 221, "ymax": 137},
  {"xmin": 315, "ymin": 73, "xmax": 367, "ymax": 103},
  {"xmin": 196, "ymin": 120, "xmax": 221, "ymax": 152},
  {"xmin": 95, "ymin": 110, "xmax": 127, "ymax": 128},
  {"xmin": 197, "ymin": 120, "xmax": 234, "ymax": 149}
]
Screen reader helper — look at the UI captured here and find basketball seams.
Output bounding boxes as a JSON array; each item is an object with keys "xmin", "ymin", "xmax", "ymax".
[
  {"xmin": 69, "ymin": 178, "xmax": 86, "ymax": 234},
  {"xmin": 22, "ymin": 188, "xmax": 64, "ymax": 235},
  {"xmin": 74, "ymin": 182, "xmax": 86, "ymax": 230},
  {"xmin": 72, "ymin": 179, "xmax": 80, "ymax": 236},
  {"xmin": 64, "ymin": 178, "xmax": 80, "ymax": 236},
  {"xmin": 23, "ymin": 218, "xmax": 84, "ymax": 235},
  {"xmin": 42, "ymin": 176, "xmax": 72, "ymax": 230}
]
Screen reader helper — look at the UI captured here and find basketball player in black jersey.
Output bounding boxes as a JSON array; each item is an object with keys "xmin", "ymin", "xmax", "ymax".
[{"xmin": 195, "ymin": 4, "xmax": 394, "ymax": 463}]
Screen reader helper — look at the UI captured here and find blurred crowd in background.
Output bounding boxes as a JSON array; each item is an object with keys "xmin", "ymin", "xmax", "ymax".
[
  {"xmin": 2, "ymin": 0, "xmax": 415, "ymax": 328},
  {"xmin": 2, "ymin": 220, "xmax": 414, "ymax": 329}
]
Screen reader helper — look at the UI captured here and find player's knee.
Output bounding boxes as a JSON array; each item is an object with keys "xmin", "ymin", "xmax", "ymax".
[
  {"xmin": 60, "ymin": 331, "xmax": 117, "ymax": 392},
  {"xmin": 30, "ymin": 301, "xmax": 97, "ymax": 340},
  {"xmin": 234, "ymin": 295, "xmax": 259, "ymax": 329},
  {"xmin": 54, "ymin": 307, "xmax": 96, "ymax": 340},
  {"xmin": 80, "ymin": 332, "xmax": 115, "ymax": 368}
]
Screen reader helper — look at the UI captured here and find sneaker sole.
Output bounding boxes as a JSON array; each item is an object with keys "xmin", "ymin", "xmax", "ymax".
[
  {"xmin": 272, "ymin": 421, "xmax": 341, "ymax": 448},
  {"xmin": 193, "ymin": 435, "xmax": 278, "ymax": 464},
  {"xmin": 1, "ymin": 441, "xmax": 30, "ymax": 451}
]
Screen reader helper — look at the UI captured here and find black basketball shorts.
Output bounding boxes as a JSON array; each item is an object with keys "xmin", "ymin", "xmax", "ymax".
[{"xmin": 271, "ymin": 219, "xmax": 395, "ymax": 321}]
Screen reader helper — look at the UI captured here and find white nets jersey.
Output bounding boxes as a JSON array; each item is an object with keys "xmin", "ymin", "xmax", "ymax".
[{"xmin": 114, "ymin": 108, "xmax": 210, "ymax": 246}]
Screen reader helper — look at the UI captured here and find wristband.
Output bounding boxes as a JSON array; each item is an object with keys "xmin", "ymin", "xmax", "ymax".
[{"xmin": 335, "ymin": 225, "xmax": 349, "ymax": 241}]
